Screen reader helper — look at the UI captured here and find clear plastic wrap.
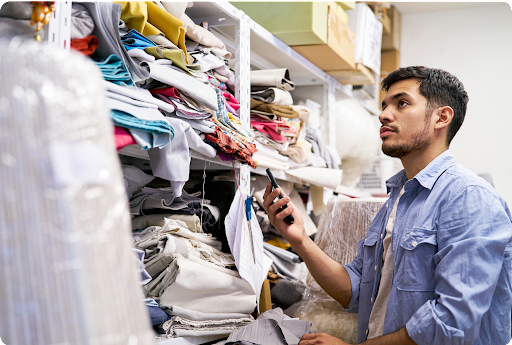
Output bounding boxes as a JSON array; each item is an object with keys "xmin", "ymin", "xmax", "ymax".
[
  {"xmin": 291, "ymin": 197, "xmax": 387, "ymax": 344},
  {"xmin": 0, "ymin": 40, "xmax": 154, "ymax": 344}
]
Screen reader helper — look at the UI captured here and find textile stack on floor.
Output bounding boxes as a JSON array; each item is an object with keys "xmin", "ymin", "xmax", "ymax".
[
  {"xmin": 287, "ymin": 198, "xmax": 387, "ymax": 344},
  {"xmin": 123, "ymin": 165, "xmax": 257, "ymax": 339}
]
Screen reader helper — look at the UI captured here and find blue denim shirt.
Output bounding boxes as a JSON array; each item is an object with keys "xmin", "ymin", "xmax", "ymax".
[{"xmin": 344, "ymin": 151, "xmax": 512, "ymax": 344}]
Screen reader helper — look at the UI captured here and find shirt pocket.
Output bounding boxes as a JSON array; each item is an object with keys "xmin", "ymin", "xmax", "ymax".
[
  {"xmin": 394, "ymin": 227, "xmax": 438, "ymax": 291},
  {"xmin": 361, "ymin": 230, "xmax": 379, "ymax": 283}
]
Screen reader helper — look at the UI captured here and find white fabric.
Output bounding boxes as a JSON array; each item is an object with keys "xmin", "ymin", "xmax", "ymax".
[
  {"xmin": 148, "ymin": 117, "xmax": 217, "ymax": 197},
  {"xmin": 250, "ymin": 68, "xmax": 295, "ymax": 91},
  {"xmin": 166, "ymin": 305, "xmax": 252, "ymax": 321},
  {"xmin": 178, "ymin": 118, "xmax": 215, "ymax": 134},
  {"xmin": 122, "ymin": 165, "xmax": 155, "ymax": 198},
  {"xmin": 251, "ymin": 87, "xmax": 293, "ymax": 106},
  {"xmin": 180, "ymin": 13, "xmax": 228, "ymax": 51},
  {"xmin": 210, "ymin": 47, "xmax": 232, "ymax": 60},
  {"xmin": 285, "ymin": 167, "xmax": 343, "ymax": 190},
  {"xmin": 127, "ymin": 48, "xmax": 156, "ymax": 63},
  {"xmin": 107, "ymin": 91, "xmax": 158, "ymax": 109},
  {"xmin": 158, "ymin": 257, "xmax": 256, "ymax": 314},
  {"xmin": 253, "ymin": 142, "xmax": 290, "ymax": 170},
  {"xmin": 104, "ymin": 81, "xmax": 176, "ymax": 114},
  {"xmin": 192, "ymin": 51, "xmax": 225, "ymax": 73},
  {"xmin": 106, "ymin": 97, "xmax": 167, "ymax": 122},
  {"xmin": 142, "ymin": 61, "xmax": 218, "ymax": 111},
  {"xmin": 161, "ymin": 1, "xmax": 188, "ymax": 19}
]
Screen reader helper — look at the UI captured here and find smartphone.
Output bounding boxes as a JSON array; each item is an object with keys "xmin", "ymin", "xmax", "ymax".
[{"xmin": 266, "ymin": 168, "xmax": 294, "ymax": 224}]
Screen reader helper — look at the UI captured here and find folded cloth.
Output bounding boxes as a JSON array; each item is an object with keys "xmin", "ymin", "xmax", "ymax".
[
  {"xmin": 305, "ymin": 128, "xmax": 340, "ymax": 170},
  {"xmin": 224, "ymin": 92, "xmax": 240, "ymax": 111},
  {"xmin": 127, "ymin": 47, "xmax": 156, "ymax": 63},
  {"xmin": 250, "ymin": 99, "xmax": 298, "ymax": 119},
  {"xmin": 151, "ymin": 87, "xmax": 212, "ymax": 120},
  {"xmin": 71, "ymin": 35, "xmax": 99, "ymax": 56},
  {"xmin": 226, "ymin": 308, "xmax": 311, "ymax": 345},
  {"xmin": 147, "ymin": 33, "xmax": 179, "ymax": 50},
  {"xmin": 129, "ymin": 128, "xmax": 170, "ymax": 150},
  {"xmin": 114, "ymin": 126, "xmax": 137, "ymax": 151},
  {"xmin": 144, "ymin": 46, "xmax": 198, "ymax": 75},
  {"xmin": 130, "ymin": 187, "xmax": 203, "ymax": 214},
  {"xmin": 71, "ymin": 4, "xmax": 95, "ymax": 39},
  {"xmin": 251, "ymin": 122, "xmax": 288, "ymax": 143},
  {"xmin": 250, "ymin": 68, "xmax": 295, "ymax": 91},
  {"xmin": 116, "ymin": 1, "xmax": 187, "ymax": 56},
  {"xmin": 121, "ymin": 29, "xmax": 156, "ymax": 50},
  {"xmin": 81, "ymin": 2, "xmax": 150, "ymax": 83},
  {"xmin": 251, "ymin": 87, "xmax": 293, "ymax": 106},
  {"xmin": 111, "ymin": 110, "xmax": 172, "ymax": 141},
  {"xmin": 146, "ymin": 256, "xmax": 256, "ymax": 314},
  {"xmin": 122, "ymin": 164, "xmax": 154, "ymax": 199},
  {"xmin": 148, "ymin": 117, "xmax": 217, "ymax": 198},
  {"xmin": 132, "ymin": 214, "xmax": 202, "ymax": 233},
  {"xmin": 163, "ymin": 306, "xmax": 252, "ymax": 321},
  {"xmin": 179, "ymin": 118, "xmax": 216, "ymax": 134},
  {"xmin": 95, "ymin": 54, "xmax": 133, "ymax": 86},
  {"xmin": 190, "ymin": 50, "xmax": 225, "ymax": 73},
  {"xmin": 142, "ymin": 61, "xmax": 218, "ymax": 111},
  {"xmin": 162, "ymin": 314, "xmax": 253, "ymax": 337},
  {"xmin": 280, "ymin": 140, "xmax": 312, "ymax": 164},
  {"xmin": 148, "ymin": 305, "xmax": 170, "ymax": 326},
  {"xmin": 205, "ymin": 128, "xmax": 257, "ymax": 168},
  {"xmin": 104, "ymin": 81, "xmax": 176, "ymax": 114}
]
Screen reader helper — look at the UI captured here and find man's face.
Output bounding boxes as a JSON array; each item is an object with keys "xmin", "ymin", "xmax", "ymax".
[{"xmin": 379, "ymin": 79, "xmax": 434, "ymax": 158}]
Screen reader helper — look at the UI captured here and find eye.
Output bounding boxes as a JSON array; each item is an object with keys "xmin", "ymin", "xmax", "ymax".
[{"xmin": 398, "ymin": 100, "xmax": 408, "ymax": 107}]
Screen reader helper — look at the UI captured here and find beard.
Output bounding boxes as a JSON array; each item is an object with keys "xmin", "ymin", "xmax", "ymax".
[{"xmin": 382, "ymin": 110, "xmax": 433, "ymax": 158}]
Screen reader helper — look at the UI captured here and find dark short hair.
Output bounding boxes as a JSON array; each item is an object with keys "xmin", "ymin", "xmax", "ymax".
[{"xmin": 382, "ymin": 66, "xmax": 469, "ymax": 145}]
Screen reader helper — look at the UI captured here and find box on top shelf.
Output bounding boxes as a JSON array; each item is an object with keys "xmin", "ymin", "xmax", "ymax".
[
  {"xmin": 379, "ymin": 50, "xmax": 400, "ymax": 108},
  {"xmin": 381, "ymin": 6, "xmax": 401, "ymax": 51},
  {"xmin": 230, "ymin": 1, "xmax": 328, "ymax": 46},
  {"xmin": 336, "ymin": 1, "xmax": 356, "ymax": 11},
  {"xmin": 292, "ymin": 4, "xmax": 356, "ymax": 72},
  {"xmin": 328, "ymin": 64, "xmax": 375, "ymax": 85},
  {"xmin": 347, "ymin": 2, "xmax": 383, "ymax": 75}
]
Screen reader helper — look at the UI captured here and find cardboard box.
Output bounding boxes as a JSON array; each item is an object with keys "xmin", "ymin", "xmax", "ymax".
[
  {"xmin": 337, "ymin": 1, "xmax": 356, "ymax": 10},
  {"xmin": 379, "ymin": 50, "xmax": 400, "ymax": 108},
  {"xmin": 328, "ymin": 63, "xmax": 375, "ymax": 85},
  {"xmin": 347, "ymin": 3, "xmax": 383, "ymax": 74},
  {"xmin": 381, "ymin": 6, "xmax": 401, "ymax": 51},
  {"xmin": 292, "ymin": 5, "xmax": 356, "ymax": 71},
  {"xmin": 230, "ymin": 2, "xmax": 328, "ymax": 46}
]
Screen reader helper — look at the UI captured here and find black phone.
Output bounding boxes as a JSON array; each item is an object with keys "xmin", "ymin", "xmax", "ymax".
[{"xmin": 266, "ymin": 168, "xmax": 294, "ymax": 224}]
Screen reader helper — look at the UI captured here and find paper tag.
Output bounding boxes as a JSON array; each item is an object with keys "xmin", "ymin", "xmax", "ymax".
[{"xmin": 50, "ymin": 142, "xmax": 110, "ymax": 186}]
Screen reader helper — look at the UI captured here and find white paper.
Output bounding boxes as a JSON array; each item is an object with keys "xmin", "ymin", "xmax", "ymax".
[{"xmin": 225, "ymin": 190, "xmax": 268, "ymax": 306}]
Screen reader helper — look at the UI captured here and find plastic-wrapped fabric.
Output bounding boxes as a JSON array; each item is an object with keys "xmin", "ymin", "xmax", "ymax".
[
  {"xmin": 0, "ymin": 39, "xmax": 154, "ymax": 345},
  {"xmin": 290, "ymin": 198, "xmax": 386, "ymax": 344}
]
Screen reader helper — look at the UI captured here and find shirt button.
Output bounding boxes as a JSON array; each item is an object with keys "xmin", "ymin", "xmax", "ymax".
[
  {"xmin": 386, "ymin": 203, "xmax": 389, "ymax": 208},
  {"xmin": 371, "ymin": 297, "xmax": 374, "ymax": 303},
  {"xmin": 364, "ymin": 238, "xmax": 367, "ymax": 243},
  {"xmin": 381, "ymin": 234, "xmax": 383, "ymax": 239},
  {"xmin": 412, "ymin": 241, "xmax": 418, "ymax": 247},
  {"xmin": 375, "ymin": 265, "xmax": 377, "ymax": 271}
]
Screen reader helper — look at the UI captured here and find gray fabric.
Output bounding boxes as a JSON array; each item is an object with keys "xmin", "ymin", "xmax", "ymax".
[
  {"xmin": 226, "ymin": 308, "xmax": 310, "ymax": 345},
  {"xmin": 0, "ymin": 2, "xmax": 32, "ymax": 19},
  {"xmin": 0, "ymin": 18, "xmax": 43, "ymax": 40},
  {"xmin": 122, "ymin": 165, "xmax": 154, "ymax": 199},
  {"xmin": 305, "ymin": 128, "xmax": 339, "ymax": 170},
  {"xmin": 71, "ymin": 4, "xmax": 94, "ymax": 39},
  {"xmin": 164, "ymin": 305, "xmax": 251, "ymax": 321},
  {"xmin": 162, "ymin": 315, "xmax": 253, "ymax": 337}
]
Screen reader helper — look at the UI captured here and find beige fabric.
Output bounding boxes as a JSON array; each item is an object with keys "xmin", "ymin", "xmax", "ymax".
[{"xmin": 368, "ymin": 187, "xmax": 405, "ymax": 339}]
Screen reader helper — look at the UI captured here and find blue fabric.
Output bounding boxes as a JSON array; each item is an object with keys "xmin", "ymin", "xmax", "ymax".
[
  {"xmin": 94, "ymin": 54, "xmax": 133, "ymax": 86},
  {"xmin": 344, "ymin": 150, "xmax": 512, "ymax": 344},
  {"xmin": 111, "ymin": 109, "xmax": 173, "ymax": 137},
  {"xmin": 121, "ymin": 29, "xmax": 156, "ymax": 51},
  {"xmin": 129, "ymin": 128, "xmax": 170, "ymax": 150},
  {"xmin": 147, "ymin": 305, "xmax": 170, "ymax": 326}
]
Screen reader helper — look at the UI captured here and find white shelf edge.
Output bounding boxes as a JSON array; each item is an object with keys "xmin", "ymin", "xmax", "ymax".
[{"xmin": 118, "ymin": 145, "xmax": 241, "ymax": 169}]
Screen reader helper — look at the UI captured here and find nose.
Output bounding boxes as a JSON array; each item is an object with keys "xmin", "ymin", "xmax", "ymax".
[{"xmin": 379, "ymin": 106, "xmax": 394, "ymax": 125}]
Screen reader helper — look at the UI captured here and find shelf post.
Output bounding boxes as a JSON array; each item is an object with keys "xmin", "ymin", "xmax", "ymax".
[{"xmin": 47, "ymin": 1, "xmax": 71, "ymax": 50}]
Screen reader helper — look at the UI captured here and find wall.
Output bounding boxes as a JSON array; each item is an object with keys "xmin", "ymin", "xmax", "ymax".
[{"xmin": 399, "ymin": 3, "xmax": 512, "ymax": 205}]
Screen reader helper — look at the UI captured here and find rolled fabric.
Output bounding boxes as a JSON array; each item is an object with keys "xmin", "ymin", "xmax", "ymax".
[
  {"xmin": 251, "ymin": 87, "xmax": 293, "ymax": 106},
  {"xmin": 250, "ymin": 68, "xmax": 295, "ymax": 91},
  {"xmin": 250, "ymin": 98, "xmax": 298, "ymax": 119}
]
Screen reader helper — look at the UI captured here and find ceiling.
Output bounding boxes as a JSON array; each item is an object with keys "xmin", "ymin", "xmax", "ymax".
[{"xmin": 390, "ymin": 2, "xmax": 505, "ymax": 14}]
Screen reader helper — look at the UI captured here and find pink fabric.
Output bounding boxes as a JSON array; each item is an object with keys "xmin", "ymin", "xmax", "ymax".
[
  {"xmin": 251, "ymin": 122, "xmax": 287, "ymax": 142},
  {"xmin": 223, "ymin": 92, "xmax": 240, "ymax": 111},
  {"xmin": 114, "ymin": 126, "xmax": 137, "ymax": 151},
  {"xmin": 150, "ymin": 87, "xmax": 185, "ymax": 103}
]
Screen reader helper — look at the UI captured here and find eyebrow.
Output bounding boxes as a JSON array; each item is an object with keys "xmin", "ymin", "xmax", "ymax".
[{"xmin": 382, "ymin": 92, "xmax": 411, "ymax": 109}]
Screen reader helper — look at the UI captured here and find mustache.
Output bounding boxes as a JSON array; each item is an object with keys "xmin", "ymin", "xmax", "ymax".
[{"xmin": 381, "ymin": 125, "xmax": 399, "ymax": 132}]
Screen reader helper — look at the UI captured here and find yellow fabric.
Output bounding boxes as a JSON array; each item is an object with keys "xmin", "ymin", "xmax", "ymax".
[
  {"xmin": 116, "ymin": 1, "xmax": 187, "ymax": 56},
  {"xmin": 144, "ymin": 47, "xmax": 189, "ymax": 73},
  {"xmin": 265, "ymin": 237, "xmax": 291, "ymax": 250},
  {"xmin": 228, "ymin": 113, "xmax": 242, "ymax": 126}
]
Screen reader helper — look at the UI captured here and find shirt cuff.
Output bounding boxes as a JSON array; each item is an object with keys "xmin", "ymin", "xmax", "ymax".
[{"xmin": 343, "ymin": 264, "xmax": 360, "ymax": 313}]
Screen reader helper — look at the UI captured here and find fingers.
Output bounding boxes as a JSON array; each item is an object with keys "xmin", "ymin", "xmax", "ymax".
[
  {"xmin": 268, "ymin": 195, "xmax": 290, "ymax": 215},
  {"xmin": 275, "ymin": 202, "xmax": 294, "ymax": 223},
  {"xmin": 263, "ymin": 182, "xmax": 272, "ymax": 201},
  {"xmin": 300, "ymin": 334, "xmax": 316, "ymax": 340},
  {"xmin": 263, "ymin": 186, "xmax": 281, "ymax": 212}
]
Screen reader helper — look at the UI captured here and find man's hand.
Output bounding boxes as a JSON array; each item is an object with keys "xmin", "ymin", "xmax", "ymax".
[
  {"xmin": 299, "ymin": 333, "xmax": 350, "ymax": 345},
  {"xmin": 262, "ymin": 183, "xmax": 307, "ymax": 248}
]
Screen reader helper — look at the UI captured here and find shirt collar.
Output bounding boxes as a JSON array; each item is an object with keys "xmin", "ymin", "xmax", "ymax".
[{"xmin": 386, "ymin": 150, "xmax": 455, "ymax": 193}]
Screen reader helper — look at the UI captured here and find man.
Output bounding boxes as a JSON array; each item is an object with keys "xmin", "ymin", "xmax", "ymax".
[{"xmin": 263, "ymin": 66, "xmax": 512, "ymax": 345}]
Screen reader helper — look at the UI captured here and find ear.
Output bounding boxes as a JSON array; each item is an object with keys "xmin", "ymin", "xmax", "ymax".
[{"xmin": 434, "ymin": 106, "xmax": 454, "ymax": 130}]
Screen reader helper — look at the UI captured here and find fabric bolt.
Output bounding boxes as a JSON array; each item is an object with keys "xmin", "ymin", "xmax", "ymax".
[
  {"xmin": 214, "ymin": 71, "xmax": 229, "ymax": 83},
  {"xmin": 116, "ymin": 1, "xmax": 187, "ymax": 56},
  {"xmin": 70, "ymin": 35, "xmax": 99, "ymax": 56},
  {"xmin": 145, "ymin": 202, "xmax": 219, "ymax": 234},
  {"xmin": 343, "ymin": 151, "xmax": 512, "ymax": 344},
  {"xmin": 151, "ymin": 88, "xmax": 212, "ymax": 120},
  {"xmin": 162, "ymin": 315, "xmax": 253, "ymax": 337},
  {"xmin": 210, "ymin": 47, "xmax": 232, "ymax": 60},
  {"xmin": 180, "ymin": 13, "xmax": 228, "ymax": 52},
  {"xmin": 163, "ymin": 306, "xmax": 252, "ymax": 322},
  {"xmin": 251, "ymin": 87, "xmax": 293, "ymax": 106},
  {"xmin": 253, "ymin": 131, "xmax": 289, "ymax": 152},
  {"xmin": 121, "ymin": 29, "xmax": 156, "ymax": 50},
  {"xmin": 250, "ymin": 99, "xmax": 299, "ymax": 119},
  {"xmin": 142, "ymin": 61, "xmax": 218, "ymax": 111},
  {"xmin": 107, "ymin": 96, "xmax": 171, "ymax": 125},
  {"xmin": 104, "ymin": 81, "xmax": 176, "ymax": 114},
  {"xmin": 95, "ymin": 54, "xmax": 133, "ymax": 86},
  {"xmin": 147, "ymin": 256, "xmax": 256, "ymax": 314},
  {"xmin": 251, "ymin": 68, "xmax": 295, "ymax": 91},
  {"xmin": 114, "ymin": 126, "xmax": 137, "ymax": 151},
  {"xmin": 305, "ymin": 128, "xmax": 340, "ymax": 169},
  {"xmin": 132, "ymin": 214, "xmax": 202, "ymax": 233},
  {"xmin": 281, "ymin": 140, "xmax": 312, "ymax": 164},
  {"xmin": 148, "ymin": 116, "xmax": 217, "ymax": 198},
  {"xmin": 226, "ymin": 308, "xmax": 310, "ymax": 345},
  {"xmin": 81, "ymin": 2, "xmax": 149, "ymax": 83},
  {"xmin": 70, "ymin": 4, "xmax": 95, "ymax": 39}
]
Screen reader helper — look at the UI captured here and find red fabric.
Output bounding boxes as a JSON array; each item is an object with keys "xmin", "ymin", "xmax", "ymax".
[
  {"xmin": 150, "ymin": 87, "xmax": 184, "ymax": 102},
  {"xmin": 205, "ymin": 128, "xmax": 257, "ymax": 168},
  {"xmin": 114, "ymin": 126, "xmax": 136, "ymax": 151},
  {"xmin": 70, "ymin": 35, "xmax": 99, "ymax": 56}
]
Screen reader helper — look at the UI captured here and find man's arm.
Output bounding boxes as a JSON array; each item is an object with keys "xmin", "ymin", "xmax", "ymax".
[
  {"xmin": 263, "ymin": 183, "xmax": 353, "ymax": 308},
  {"xmin": 299, "ymin": 327, "xmax": 416, "ymax": 344}
]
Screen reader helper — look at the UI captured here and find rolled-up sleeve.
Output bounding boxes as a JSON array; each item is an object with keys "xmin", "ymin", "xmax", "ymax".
[
  {"xmin": 343, "ymin": 236, "xmax": 366, "ymax": 313},
  {"xmin": 406, "ymin": 186, "xmax": 512, "ymax": 345}
]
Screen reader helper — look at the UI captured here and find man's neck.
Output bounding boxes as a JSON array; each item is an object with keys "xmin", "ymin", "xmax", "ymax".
[{"xmin": 400, "ymin": 145, "xmax": 448, "ymax": 180}]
